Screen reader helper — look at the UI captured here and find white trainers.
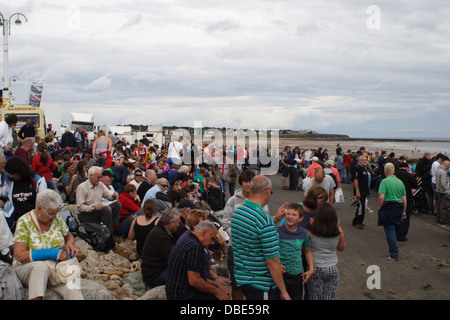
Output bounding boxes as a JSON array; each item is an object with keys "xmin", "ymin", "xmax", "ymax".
[{"xmin": 365, "ymin": 199, "xmax": 374, "ymax": 212}]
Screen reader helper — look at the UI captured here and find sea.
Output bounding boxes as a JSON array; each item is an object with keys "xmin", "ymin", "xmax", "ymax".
[
  {"xmin": 354, "ymin": 139, "xmax": 450, "ymax": 157},
  {"xmin": 280, "ymin": 137, "xmax": 450, "ymax": 158}
]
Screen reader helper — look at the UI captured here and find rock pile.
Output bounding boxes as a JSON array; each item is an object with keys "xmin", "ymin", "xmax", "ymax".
[
  {"xmin": 73, "ymin": 236, "xmax": 167, "ymax": 300},
  {"xmin": 31, "ymin": 203, "xmax": 229, "ymax": 300},
  {"xmin": 72, "ymin": 235, "xmax": 229, "ymax": 300}
]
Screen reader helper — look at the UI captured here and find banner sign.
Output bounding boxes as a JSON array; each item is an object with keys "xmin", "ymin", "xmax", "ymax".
[{"xmin": 29, "ymin": 80, "xmax": 44, "ymax": 107}]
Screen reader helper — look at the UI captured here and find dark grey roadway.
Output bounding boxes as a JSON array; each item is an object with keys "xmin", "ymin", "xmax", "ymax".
[{"xmin": 224, "ymin": 173, "xmax": 450, "ymax": 300}]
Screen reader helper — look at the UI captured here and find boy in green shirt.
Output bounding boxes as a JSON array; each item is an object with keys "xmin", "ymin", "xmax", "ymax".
[{"xmin": 277, "ymin": 203, "xmax": 314, "ymax": 300}]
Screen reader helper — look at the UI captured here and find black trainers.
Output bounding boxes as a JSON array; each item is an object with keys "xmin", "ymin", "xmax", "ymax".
[{"xmin": 0, "ymin": 251, "xmax": 13, "ymax": 264}]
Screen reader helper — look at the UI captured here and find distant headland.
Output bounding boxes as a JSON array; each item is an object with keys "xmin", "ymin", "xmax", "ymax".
[
  {"xmin": 161, "ymin": 126, "xmax": 449, "ymax": 143},
  {"xmin": 278, "ymin": 132, "xmax": 450, "ymax": 143}
]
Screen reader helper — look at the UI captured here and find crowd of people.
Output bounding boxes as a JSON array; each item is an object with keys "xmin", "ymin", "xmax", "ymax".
[
  {"xmin": 0, "ymin": 114, "xmax": 448, "ymax": 301},
  {"xmin": 222, "ymin": 143, "xmax": 448, "ymax": 301},
  {"xmin": 278, "ymin": 143, "xmax": 450, "ymax": 260},
  {"xmin": 0, "ymin": 117, "xmax": 282, "ymax": 300}
]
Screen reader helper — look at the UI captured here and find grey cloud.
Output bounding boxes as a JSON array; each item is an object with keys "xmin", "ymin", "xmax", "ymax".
[
  {"xmin": 206, "ymin": 19, "xmax": 240, "ymax": 32},
  {"xmin": 4, "ymin": 1, "xmax": 449, "ymax": 138}
]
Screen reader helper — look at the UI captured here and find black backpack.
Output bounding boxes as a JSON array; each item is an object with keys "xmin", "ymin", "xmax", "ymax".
[
  {"xmin": 76, "ymin": 221, "xmax": 115, "ymax": 252},
  {"xmin": 284, "ymin": 153, "xmax": 297, "ymax": 166}
]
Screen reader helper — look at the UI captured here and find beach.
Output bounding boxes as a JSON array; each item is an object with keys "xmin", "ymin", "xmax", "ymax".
[{"xmin": 278, "ymin": 138, "xmax": 450, "ymax": 159}]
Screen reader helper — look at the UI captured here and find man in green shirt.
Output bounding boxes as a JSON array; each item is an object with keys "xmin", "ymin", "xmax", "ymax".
[{"xmin": 377, "ymin": 163, "xmax": 406, "ymax": 261}]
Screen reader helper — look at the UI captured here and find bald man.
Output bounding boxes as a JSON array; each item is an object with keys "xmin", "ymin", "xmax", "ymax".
[
  {"xmin": 303, "ymin": 167, "xmax": 336, "ymax": 203},
  {"xmin": 13, "ymin": 137, "xmax": 35, "ymax": 166}
]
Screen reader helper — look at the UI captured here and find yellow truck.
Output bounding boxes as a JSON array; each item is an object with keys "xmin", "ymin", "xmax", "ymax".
[{"xmin": 1, "ymin": 104, "xmax": 47, "ymax": 141}]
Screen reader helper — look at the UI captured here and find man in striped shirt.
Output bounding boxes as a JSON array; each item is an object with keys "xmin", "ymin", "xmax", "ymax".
[{"xmin": 231, "ymin": 175, "xmax": 291, "ymax": 300}]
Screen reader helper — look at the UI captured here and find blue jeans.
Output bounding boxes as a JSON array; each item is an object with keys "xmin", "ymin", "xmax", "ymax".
[
  {"xmin": 167, "ymin": 157, "xmax": 174, "ymax": 169},
  {"xmin": 304, "ymin": 160, "xmax": 311, "ymax": 170},
  {"xmin": 384, "ymin": 224, "xmax": 399, "ymax": 260},
  {"xmin": 114, "ymin": 209, "xmax": 143, "ymax": 236},
  {"xmin": 146, "ymin": 269, "xmax": 167, "ymax": 288},
  {"xmin": 217, "ymin": 178, "xmax": 228, "ymax": 194},
  {"xmin": 167, "ymin": 157, "xmax": 182, "ymax": 169},
  {"xmin": 46, "ymin": 179, "xmax": 57, "ymax": 191},
  {"xmin": 338, "ymin": 169, "xmax": 344, "ymax": 184},
  {"xmin": 345, "ymin": 168, "xmax": 352, "ymax": 184},
  {"xmin": 229, "ymin": 182, "xmax": 236, "ymax": 196}
]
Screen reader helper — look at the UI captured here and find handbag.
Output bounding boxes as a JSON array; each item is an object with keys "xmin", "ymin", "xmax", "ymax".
[
  {"xmin": 335, "ymin": 188, "xmax": 345, "ymax": 203},
  {"xmin": 29, "ymin": 210, "xmax": 80, "ymax": 285},
  {"xmin": 44, "ymin": 258, "xmax": 81, "ymax": 286}
]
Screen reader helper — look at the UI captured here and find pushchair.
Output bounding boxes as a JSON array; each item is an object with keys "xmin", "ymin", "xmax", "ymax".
[
  {"xmin": 412, "ymin": 178, "xmax": 428, "ymax": 214},
  {"xmin": 207, "ymin": 187, "xmax": 225, "ymax": 212}
]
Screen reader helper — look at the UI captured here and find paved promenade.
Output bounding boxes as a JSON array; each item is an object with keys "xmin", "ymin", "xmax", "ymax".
[{"xmin": 264, "ymin": 173, "xmax": 450, "ymax": 300}]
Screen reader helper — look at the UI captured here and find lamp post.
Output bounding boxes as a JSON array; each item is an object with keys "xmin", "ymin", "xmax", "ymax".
[{"xmin": 0, "ymin": 12, "xmax": 28, "ymax": 108}]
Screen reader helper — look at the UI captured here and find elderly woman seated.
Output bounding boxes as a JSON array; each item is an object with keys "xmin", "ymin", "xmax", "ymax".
[{"xmin": 12, "ymin": 189, "xmax": 83, "ymax": 300}]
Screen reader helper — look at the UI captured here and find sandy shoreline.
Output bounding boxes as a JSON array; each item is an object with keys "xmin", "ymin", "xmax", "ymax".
[
  {"xmin": 277, "ymin": 138, "xmax": 445, "ymax": 159},
  {"xmin": 205, "ymin": 135, "xmax": 448, "ymax": 160}
]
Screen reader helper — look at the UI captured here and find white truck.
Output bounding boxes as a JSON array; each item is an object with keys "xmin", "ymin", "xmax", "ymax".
[
  {"xmin": 100, "ymin": 124, "xmax": 164, "ymax": 147},
  {"xmin": 69, "ymin": 112, "xmax": 95, "ymax": 141}
]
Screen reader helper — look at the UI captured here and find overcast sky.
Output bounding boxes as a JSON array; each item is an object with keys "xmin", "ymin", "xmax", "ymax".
[{"xmin": 3, "ymin": 0, "xmax": 450, "ymax": 138}]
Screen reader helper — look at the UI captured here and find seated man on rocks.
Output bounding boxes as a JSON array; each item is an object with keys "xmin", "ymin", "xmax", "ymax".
[
  {"xmin": 76, "ymin": 166, "xmax": 121, "ymax": 233},
  {"xmin": 165, "ymin": 220, "xmax": 231, "ymax": 300},
  {"xmin": 141, "ymin": 178, "xmax": 170, "ymax": 206},
  {"xmin": 137, "ymin": 169, "xmax": 157, "ymax": 201}
]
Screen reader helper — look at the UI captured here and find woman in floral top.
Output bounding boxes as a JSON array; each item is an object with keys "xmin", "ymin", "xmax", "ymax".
[{"xmin": 12, "ymin": 189, "xmax": 83, "ymax": 300}]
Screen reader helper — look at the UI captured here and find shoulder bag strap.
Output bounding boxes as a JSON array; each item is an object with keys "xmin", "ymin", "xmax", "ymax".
[{"xmin": 29, "ymin": 210, "xmax": 47, "ymax": 248}]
